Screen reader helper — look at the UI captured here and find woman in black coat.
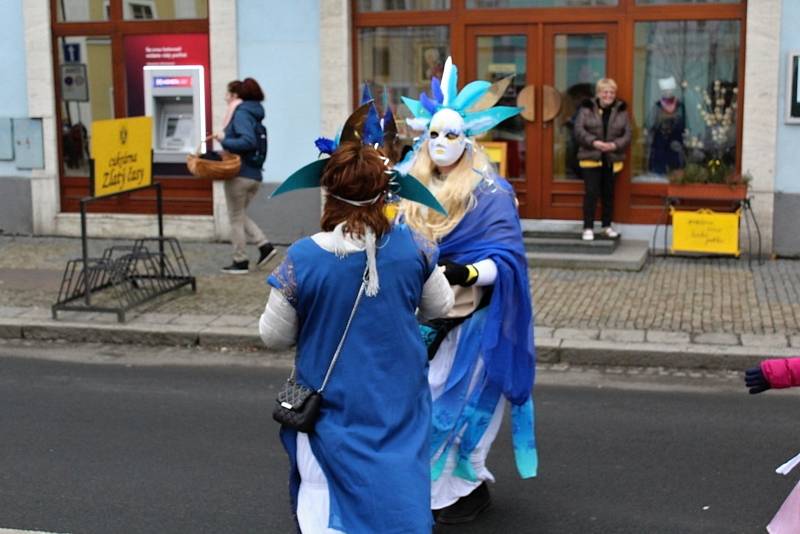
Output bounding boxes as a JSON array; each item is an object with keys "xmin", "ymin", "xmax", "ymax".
[{"xmin": 573, "ymin": 78, "xmax": 631, "ymax": 241}]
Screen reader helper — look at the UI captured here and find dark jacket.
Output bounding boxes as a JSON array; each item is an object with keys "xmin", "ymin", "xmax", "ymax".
[
  {"xmin": 221, "ymin": 100, "xmax": 265, "ymax": 181},
  {"xmin": 573, "ymin": 98, "xmax": 631, "ymax": 163}
]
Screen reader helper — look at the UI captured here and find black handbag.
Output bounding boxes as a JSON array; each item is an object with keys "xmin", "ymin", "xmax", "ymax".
[
  {"xmin": 273, "ymin": 382, "xmax": 322, "ymax": 433},
  {"xmin": 272, "ymin": 266, "xmax": 368, "ymax": 433}
]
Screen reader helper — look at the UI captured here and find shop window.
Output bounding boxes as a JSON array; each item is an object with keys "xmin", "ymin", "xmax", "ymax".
[
  {"xmin": 57, "ymin": 0, "xmax": 109, "ymax": 22},
  {"xmin": 123, "ymin": 0, "xmax": 207, "ymax": 20},
  {"xmin": 358, "ymin": 26, "xmax": 449, "ymax": 141},
  {"xmin": 631, "ymin": 20, "xmax": 741, "ymax": 184},
  {"xmin": 357, "ymin": 0, "xmax": 450, "ymax": 10},
  {"xmin": 52, "ymin": 0, "xmax": 211, "ymax": 214},
  {"xmin": 57, "ymin": 36, "xmax": 114, "ymax": 177},
  {"xmin": 466, "ymin": 0, "xmax": 616, "ymax": 7},
  {"xmin": 128, "ymin": 2, "xmax": 155, "ymax": 19}
]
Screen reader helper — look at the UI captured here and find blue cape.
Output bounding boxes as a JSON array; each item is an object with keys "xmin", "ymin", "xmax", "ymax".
[{"xmin": 438, "ymin": 176, "xmax": 535, "ymax": 406}]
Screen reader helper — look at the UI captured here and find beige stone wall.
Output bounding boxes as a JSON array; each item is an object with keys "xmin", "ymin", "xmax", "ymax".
[
  {"xmin": 209, "ymin": 0, "xmax": 238, "ymax": 240},
  {"xmin": 320, "ymin": 0, "xmax": 352, "ymax": 137},
  {"xmin": 741, "ymin": 0, "xmax": 782, "ymax": 254},
  {"xmin": 23, "ymin": 0, "xmax": 59, "ymax": 235}
]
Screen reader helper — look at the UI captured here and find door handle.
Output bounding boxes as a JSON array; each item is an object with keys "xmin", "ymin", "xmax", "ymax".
[
  {"xmin": 542, "ymin": 85, "xmax": 562, "ymax": 124},
  {"xmin": 516, "ymin": 85, "xmax": 535, "ymax": 122}
]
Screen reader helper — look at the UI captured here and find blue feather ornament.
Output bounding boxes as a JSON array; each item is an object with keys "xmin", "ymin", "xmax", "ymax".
[
  {"xmin": 360, "ymin": 83, "xmax": 373, "ymax": 105},
  {"xmin": 420, "ymin": 92, "xmax": 439, "ymax": 115},
  {"xmin": 401, "ymin": 96, "xmax": 429, "ymax": 119},
  {"xmin": 430, "ymin": 76, "xmax": 444, "ymax": 104},
  {"xmin": 451, "ymin": 81, "xmax": 491, "ymax": 112},
  {"xmin": 463, "ymin": 106, "xmax": 523, "ymax": 137},
  {"xmin": 314, "ymin": 137, "xmax": 337, "ymax": 155},
  {"xmin": 363, "ymin": 103, "xmax": 384, "ymax": 146}
]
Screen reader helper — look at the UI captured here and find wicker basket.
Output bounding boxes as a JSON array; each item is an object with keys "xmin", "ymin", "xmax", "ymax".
[{"xmin": 186, "ymin": 135, "xmax": 241, "ymax": 180}]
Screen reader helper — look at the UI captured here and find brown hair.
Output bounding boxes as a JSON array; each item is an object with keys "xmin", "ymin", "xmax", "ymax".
[
  {"xmin": 238, "ymin": 77, "xmax": 265, "ymax": 102},
  {"xmin": 227, "ymin": 80, "xmax": 243, "ymax": 95},
  {"xmin": 320, "ymin": 142, "xmax": 390, "ymax": 239}
]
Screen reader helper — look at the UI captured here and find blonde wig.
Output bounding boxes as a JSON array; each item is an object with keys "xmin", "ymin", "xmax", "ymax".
[{"xmin": 401, "ymin": 140, "xmax": 493, "ymax": 242}]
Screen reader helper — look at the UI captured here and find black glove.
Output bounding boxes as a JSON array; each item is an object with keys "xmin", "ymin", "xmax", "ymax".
[
  {"xmin": 745, "ymin": 366, "xmax": 770, "ymax": 395},
  {"xmin": 439, "ymin": 260, "xmax": 479, "ymax": 287}
]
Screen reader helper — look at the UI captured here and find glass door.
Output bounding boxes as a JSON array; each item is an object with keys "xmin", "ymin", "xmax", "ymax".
[
  {"xmin": 466, "ymin": 26, "xmax": 539, "ymax": 218},
  {"xmin": 466, "ymin": 23, "xmax": 617, "ymax": 220},
  {"xmin": 541, "ymin": 24, "xmax": 617, "ymax": 220}
]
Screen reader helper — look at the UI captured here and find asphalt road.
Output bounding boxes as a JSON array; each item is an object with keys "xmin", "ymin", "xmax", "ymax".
[{"xmin": 0, "ymin": 340, "xmax": 798, "ymax": 534}]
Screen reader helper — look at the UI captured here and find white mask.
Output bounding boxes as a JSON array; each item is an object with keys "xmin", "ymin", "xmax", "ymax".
[{"xmin": 427, "ymin": 109, "xmax": 466, "ymax": 168}]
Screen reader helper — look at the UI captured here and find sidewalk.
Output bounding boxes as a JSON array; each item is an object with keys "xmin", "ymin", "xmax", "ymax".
[{"xmin": 1, "ymin": 234, "xmax": 798, "ymax": 369}]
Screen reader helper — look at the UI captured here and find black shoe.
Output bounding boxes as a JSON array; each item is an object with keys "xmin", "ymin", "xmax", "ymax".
[
  {"xmin": 221, "ymin": 260, "xmax": 249, "ymax": 274},
  {"xmin": 435, "ymin": 482, "xmax": 491, "ymax": 525},
  {"xmin": 256, "ymin": 243, "xmax": 277, "ymax": 269}
]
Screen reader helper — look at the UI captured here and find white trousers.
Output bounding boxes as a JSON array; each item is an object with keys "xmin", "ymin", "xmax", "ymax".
[
  {"xmin": 429, "ymin": 328, "xmax": 505, "ymax": 510},
  {"xmin": 295, "ymin": 432, "xmax": 345, "ymax": 534}
]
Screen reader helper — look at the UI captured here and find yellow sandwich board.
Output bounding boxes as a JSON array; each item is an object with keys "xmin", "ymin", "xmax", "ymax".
[
  {"xmin": 91, "ymin": 116, "xmax": 152, "ymax": 198},
  {"xmin": 671, "ymin": 207, "xmax": 741, "ymax": 256}
]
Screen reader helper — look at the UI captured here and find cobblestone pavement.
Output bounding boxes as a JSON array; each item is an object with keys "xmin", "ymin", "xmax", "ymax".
[
  {"xmin": 531, "ymin": 257, "xmax": 800, "ymax": 335},
  {"xmin": 2, "ymin": 235, "xmax": 800, "ymax": 336}
]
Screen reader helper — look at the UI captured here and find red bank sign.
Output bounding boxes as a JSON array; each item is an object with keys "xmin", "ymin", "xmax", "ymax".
[{"xmin": 124, "ymin": 33, "xmax": 210, "ymax": 129}]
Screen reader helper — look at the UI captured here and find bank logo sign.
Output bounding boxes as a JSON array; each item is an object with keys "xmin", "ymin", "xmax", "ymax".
[
  {"xmin": 152, "ymin": 76, "xmax": 193, "ymax": 88},
  {"xmin": 91, "ymin": 116, "xmax": 153, "ymax": 198}
]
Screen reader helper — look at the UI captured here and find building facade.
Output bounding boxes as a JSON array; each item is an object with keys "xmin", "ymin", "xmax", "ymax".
[{"xmin": 0, "ymin": 0, "xmax": 797, "ymax": 255}]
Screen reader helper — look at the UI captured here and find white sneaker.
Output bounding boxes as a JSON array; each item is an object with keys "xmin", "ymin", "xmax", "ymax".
[
  {"xmin": 602, "ymin": 226, "xmax": 620, "ymax": 239},
  {"xmin": 582, "ymin": 229, "xmax": 594, "ymax": 241}
]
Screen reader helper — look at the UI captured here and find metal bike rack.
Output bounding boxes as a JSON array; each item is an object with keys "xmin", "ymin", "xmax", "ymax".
[{"xmin": 51, "ymin": 182, "xmax": 196, "ymax": 323}]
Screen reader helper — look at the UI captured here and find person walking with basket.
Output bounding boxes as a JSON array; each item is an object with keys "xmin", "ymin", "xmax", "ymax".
[
  {"xmin": 214, "ymin": 78, "xmax": 275, "ymax": 274},
  {"xmin": 260, "ymin": 102, "xmax": 454, "ymax": 533}
]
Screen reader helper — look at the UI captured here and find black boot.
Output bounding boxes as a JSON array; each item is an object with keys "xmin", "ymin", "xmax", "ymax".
[{"xmin": 435, "ymin": 482, "xmax": 491, "ymax": 524}]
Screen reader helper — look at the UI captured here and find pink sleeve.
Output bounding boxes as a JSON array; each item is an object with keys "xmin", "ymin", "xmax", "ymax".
[{"xmin": 761, "ymin": 358, "xmax": 800, "ymax": 389}]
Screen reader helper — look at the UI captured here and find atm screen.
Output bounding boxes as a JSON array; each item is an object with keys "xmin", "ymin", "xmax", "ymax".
[
  {"xmin": 166, "ymin": 117, "xmax": 179, "ymax": 137},
  {"xmin": 162, "ymin": 114, "xmax": 194, "ymax": 149}
]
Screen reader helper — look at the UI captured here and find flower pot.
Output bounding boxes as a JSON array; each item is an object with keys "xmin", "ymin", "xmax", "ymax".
[{"xmin": 666, "ymin": 183, "xmax": 747, "ymax": 202}]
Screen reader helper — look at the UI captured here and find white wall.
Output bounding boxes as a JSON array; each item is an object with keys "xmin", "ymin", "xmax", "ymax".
[
  {"xmin": 0, "ymin": 0, "xmax": 30, "ymax": 180},
  {"xmin": 237, "ymin": 0, "xmax": 322, "ymax": 184}
]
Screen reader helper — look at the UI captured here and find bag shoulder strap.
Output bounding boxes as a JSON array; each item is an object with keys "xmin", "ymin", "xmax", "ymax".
[{"xmin": 289, "ymin": 263, "xmax": 369, "ymax": 393}]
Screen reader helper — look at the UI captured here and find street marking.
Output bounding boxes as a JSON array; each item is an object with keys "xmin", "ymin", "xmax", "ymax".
[{"xmin": 0, "ymin": 529, "xmax": 70, "ymax": 534}]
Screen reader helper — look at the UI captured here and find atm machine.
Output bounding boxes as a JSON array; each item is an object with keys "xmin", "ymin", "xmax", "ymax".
[{"xmin": 143, "ymin": 65, "xmax": 206, "ymax": 163}]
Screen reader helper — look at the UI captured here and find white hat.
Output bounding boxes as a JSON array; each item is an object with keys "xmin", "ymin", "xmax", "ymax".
[{"xmin": 658, "ymin": 76, "xmax": 677, "ymax": 92}]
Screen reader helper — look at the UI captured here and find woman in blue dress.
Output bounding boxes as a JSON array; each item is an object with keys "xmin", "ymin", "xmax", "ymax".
[{"xmin": 260, "ymin": 137, "xmax": 454, "ymax": 533}]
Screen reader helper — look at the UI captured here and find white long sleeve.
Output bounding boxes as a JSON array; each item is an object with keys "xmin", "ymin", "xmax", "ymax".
[
  {"xmin": 473, "ymin": 258, "xmax": 498, "ymax": 286},
  {"xmin": 259, "ymin": 290, "xmax": 298, "ymax": 350},
  {"xmin": 419, "ymin": 267, "xmax": 455, "ymax": 320}
]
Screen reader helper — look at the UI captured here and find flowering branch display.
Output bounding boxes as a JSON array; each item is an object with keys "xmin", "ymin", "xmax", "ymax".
[{"xmin": 672, "ymin": 79, "xmax": 741, "ymax": 186}]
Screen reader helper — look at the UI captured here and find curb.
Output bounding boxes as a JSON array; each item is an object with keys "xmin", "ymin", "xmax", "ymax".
[
  {"xmin": 0, "ymin": 317, "xmax": 795, "ymax": 370},
  {"xmin": 536, "ymin": 337, "xmax": 794, "ymax": 370}
]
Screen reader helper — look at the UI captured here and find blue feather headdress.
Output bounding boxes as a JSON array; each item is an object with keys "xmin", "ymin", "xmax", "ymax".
[
  {"xmin": 313, "ymin": 84, "xmax": 403, "ymax": 162},
  {"xmin": 271, "ymin": 85, "xmax": 445, "ymax": 215},
  {"xmin": 402, "ymin": 56, "xmax": 520, "ymax": 137}
]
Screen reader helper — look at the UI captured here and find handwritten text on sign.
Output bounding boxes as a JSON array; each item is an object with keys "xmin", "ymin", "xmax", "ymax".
[
  {"xmin": 91, "ymin": 116, "xmax": 152, "ymax": 198},
  {"xmin": 671, "ymin": 208, "xmax": 740, "ymax": 256}
]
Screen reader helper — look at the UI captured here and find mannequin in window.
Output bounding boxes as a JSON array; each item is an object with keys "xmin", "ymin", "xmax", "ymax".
[{"xmin": 646, "ymin": 76, "xmax": 686, "ymax": 176}]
